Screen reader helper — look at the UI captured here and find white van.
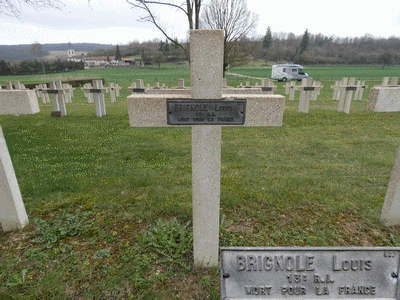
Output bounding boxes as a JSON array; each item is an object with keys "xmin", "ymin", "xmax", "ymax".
[{"xmin": 271, "ymin": 64, "xmax": 308, "ymax": 82}]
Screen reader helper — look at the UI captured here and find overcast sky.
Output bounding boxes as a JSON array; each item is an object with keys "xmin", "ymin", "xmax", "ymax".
[{"xmin": 1, "ymin": 0, "xmax": 400, "ymax": 45}]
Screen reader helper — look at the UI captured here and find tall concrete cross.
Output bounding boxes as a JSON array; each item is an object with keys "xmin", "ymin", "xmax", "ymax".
[
  {"xmin": 127, "ymin": 30, "xmax": 285, "ymax": 267},
  {"xmin": 83, "ymin": 80, "xmax": 109, "ymax": 117},
  {"xmin": 0, "ymin": 126, "xmax": 29, "ymax": 232},
  {"xmin": 42, "ymin": 81, "xmax": 67, "ymax": 116}
]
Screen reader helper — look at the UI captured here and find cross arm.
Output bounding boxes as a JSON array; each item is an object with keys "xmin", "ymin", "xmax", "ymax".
[{"xmin": 127, "ymin": 94, "xmax": 285, "ymax": 127}]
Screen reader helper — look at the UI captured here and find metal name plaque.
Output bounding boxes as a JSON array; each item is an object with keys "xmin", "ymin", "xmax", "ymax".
[
  {"xmin": 167, "ymin": 99, "xmax": 246, "ymax": 125},
  {"xmin": 304, "ymin": 87, "xmax": 316, "ymax": 91},
  {"xmin": 346, "ymin": 87, "xmax": 357, "ymax": 91},
  {"xmin": 220, "ymin": 247, "xmax": 400, "ymax": 299},
  {"xmin": 132, "ymin": 88, "xmax": 145, "ymax": 93},
  {"xmin": 47, "ymin": 90, "xmax": 60, "ymax": 94},
  {"xmin": 89, "ymin": 89, "xmax": 102, "ymax": 93}
]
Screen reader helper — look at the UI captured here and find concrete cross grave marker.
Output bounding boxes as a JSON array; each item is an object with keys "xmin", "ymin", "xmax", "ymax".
[
  {"xmin": 381, "ymin": 145, "xmax": 400, "ymax": 226},
  {"xmin": 354, "ymin": 80, "xmax": 367, "ymax": 100},
  {"xmin": 128, "ymin": 80, "xmax": 146, "ymax": 94},
  {"xmin": 12, "ymin": 81, "xmax": 23, "ymax": 90},
  {"xmin": 108, "ymin": 83, "xmax": 121, "ymax": 103},
  {"xmin": 0, "ymin": 126, "xmax": 29, "ymax": 232},
  {"xmin": 62, "ymin": 84, "xmax": 74, "ymax": 104},
  {"xmin": 35, "ymin": 84, "xmax": 50, "ymax": 104},
  {"xmin": 115, "ymin": 84, "xmax": 121, "ymax": 97},
  {"xmin": 336, "ymin": 77, "xmax": 366, "ymax": 114},
  {"xmin": 41, "ymin": 81, "xmax": 67, "ymax": 116},
  {"xmin": 5, "ymin": 82, "xmax": 13, "ymax": 90},
  {"xmin": 331, "ymin": 78, "xmax": 348, "ymax": 101},
  {"xmin": 379, "ymin": 77, "xmax": 398, "ymax": 87},
  {"xmin": 285, "ymin": 81, "xmax": 297, "ymax": 101},
  {"xmin": 82, "ymin": 83, "xmax": 94, "ymax": 103},
  {"xmin": 127, "ymin": 30, "xmax": 285, "ymax": 267},
  {"xmin": 260, "ymin": 78, "xmax": 277, "ymax": 95},
  {"xmin": 297, "ymin": 78, "xmax": 315, "ymax": 113},
  {"xmin": 83, "ymin": 80, "xmax": 109, "ymax": 117}
]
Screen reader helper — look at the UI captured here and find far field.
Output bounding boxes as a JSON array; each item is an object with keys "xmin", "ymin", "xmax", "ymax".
[{"xmin": 0, "ymin": 64, "xmax": 400, "ymax": 299}]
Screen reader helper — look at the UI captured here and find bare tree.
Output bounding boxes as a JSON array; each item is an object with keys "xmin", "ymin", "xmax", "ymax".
[
  {"xmin": 30, "ymin": 41, "xmax": 46, "ymax": 73},
  {"xmin": 0, "ymin": 0, "xmax": 65, "ymax": 18},
  {"xmin": 200, "ymin": 0, "xmax": 258, "ymax": 76},
  {"xmin": 126, "ymin": 0, "xmax": 202, "ymax": 52}
]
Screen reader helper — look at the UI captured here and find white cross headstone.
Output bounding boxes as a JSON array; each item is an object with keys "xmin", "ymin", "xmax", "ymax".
[
  {"xmin": 381, "ymin": 145, "xmax": 400, "ymax": 226},
  {"xmin": 127, "ymin": 30, "xmax": 285, "ymax": 267},
  {"xmin": 285, "ymin": 81, "xmax": 297, "ymax": 101},
  {"xmin": 42, "ymin": 81, "xmax": 67, "ymax": 116},
  {"xmin": 83, "ymin": 80, "xmax": 109, "ymax": 117},
  {"xmin": 82, "ymin": 83, "xmax": 94, "ymax": 103},
  {"xmin": 297, "ymin": 78, "xmax": 313, "ymax": 113},
  {"xmin": 108, "ymin": 83, "xmax": 121, "ymax": 103},
  {"xmin": 0, "ymin": 126, "xmax": 29, "ymax": 232}
]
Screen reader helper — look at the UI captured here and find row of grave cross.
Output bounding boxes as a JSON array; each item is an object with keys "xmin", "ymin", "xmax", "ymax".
[
  {"xmin": 284, "ymin": 78, "xmax": 324, "ymax": 113},
  {"xmin": 3, "ymin": 76, "xmax": 397, "ymax": 118},
  {"xmin": 331, "ymin": 78, "xmax": 369, "ymax": 114},
  {"xmin": 283, "ymin": 77, "xmax": 372, "ymax": 114},
  {"xmin": 36, "ymin": 80, "xmax": 121, "ymax": 118},
  {"xmin": 2, "ymin": 81, "xmax": 28, "ymax": 90},
  {"xmin": 128, "ymin": 78, "xmax": 278, "ymax": 96},
  {"xmin": 81, "ymin": 81, "xmax": 121, "ymax": 117}
]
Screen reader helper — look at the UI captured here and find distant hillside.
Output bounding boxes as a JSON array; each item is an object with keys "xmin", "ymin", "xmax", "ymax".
[{"xmin": 0, "ymin": 43, "xmax": 115, "ymax": 62}]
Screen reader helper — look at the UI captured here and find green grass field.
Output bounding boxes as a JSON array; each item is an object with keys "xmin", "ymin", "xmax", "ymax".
[{"xmin": 1, "ymin": 64, "xmax": 400, "ymax": 299}]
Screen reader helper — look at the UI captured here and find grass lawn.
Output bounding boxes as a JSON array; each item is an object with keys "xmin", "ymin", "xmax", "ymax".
[{"xmin": 0, "ymin": 65, "xmax": 400, "ymax": 299}]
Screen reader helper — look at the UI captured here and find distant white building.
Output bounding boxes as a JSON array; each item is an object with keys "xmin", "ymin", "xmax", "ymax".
[{"xmin": 67, "ymin": 49, "xmax": 75, "ymax": 58}]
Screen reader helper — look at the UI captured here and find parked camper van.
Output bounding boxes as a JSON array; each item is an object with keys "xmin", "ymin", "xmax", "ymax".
[{"xmin": 271, "ymin": 64, "xmax": 308, "ymax": 82}]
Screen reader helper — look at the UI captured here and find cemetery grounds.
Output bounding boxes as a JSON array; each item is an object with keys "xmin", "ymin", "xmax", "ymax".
[{"xmin": 1, "ymin": 64, "xmax": 400, "ymax": 299}]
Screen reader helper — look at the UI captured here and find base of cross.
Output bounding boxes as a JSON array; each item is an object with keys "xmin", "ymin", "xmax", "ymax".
[{"xmin": 51, "ymin": 111, "xmax": 62, "ymax": 117}]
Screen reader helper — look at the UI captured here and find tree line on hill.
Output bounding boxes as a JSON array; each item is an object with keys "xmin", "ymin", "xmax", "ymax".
[
  {"xmin": 87, "ymin": 29, "xmax": 400, "ymax": 69},
  {"xmin": 0, "ymin": 59, "xmax": 84, "ymax": 76},
  {"xmin": 258, "ymin": 28, "xmax": 400, "ymax": 67},
  {"xmin": 0, "ymin": 43, "xmax": 115, "ymax": 62},
  {"xmin": 87, "ymin": 39, "xmax": 187, "ymax": 66}
]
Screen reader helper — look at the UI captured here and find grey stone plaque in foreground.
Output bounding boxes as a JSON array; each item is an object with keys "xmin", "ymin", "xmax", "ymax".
[
  {"xmin": 221, "ymin": 247, "xmax": 400, "ymax": 299},
  {"xmin": 167, "ymin": 99, "xmax": 246, "ymax": 125}
]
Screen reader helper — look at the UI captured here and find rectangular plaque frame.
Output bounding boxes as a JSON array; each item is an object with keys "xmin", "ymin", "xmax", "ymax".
[
  {"xmin": 47, "ymin": 90, "xmax": 61, "ymax": 94},
  {"xmin": 167, "ymin": 99, "xmax": 246, "ymax": 125},
  {"xmin": 89, "ymin": 89, "xmax": 102, "ymax": 93},
  {"xmin": 221, "ymin": 247, "xmax": 400, "ymax": 299},
  {"xmin": 262, "ymin": 87, "xmax": 273, "ymax": 92},
  {"xmin": 304, "ymin": 87, "xmax": 316, "ymax": 91},
  {"xmin": 346, "ymin": 87, "xmax": 357, "ymax": 91},
  {"xmin": 132, "ymin": 88, "xmax": 145, "ymax": 93}
]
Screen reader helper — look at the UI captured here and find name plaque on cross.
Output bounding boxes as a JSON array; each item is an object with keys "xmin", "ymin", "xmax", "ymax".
[
  {"xmin": 167, "ymin": 99, "xmax": 246, "ymax": 125},
  {"xmin": 304, "ymin": 87, "xmax": 316, "ymax": 91},
  {"xmin": 346, "ymin": 86, "xmax": 357, "ymax": 91},
  {"xmin": 221, "ymin": 247, "xmax": 400, "ymax": 299},
  {"xmin": 46, "ymin": 90, "xmax": 63, "ymax": 94}
]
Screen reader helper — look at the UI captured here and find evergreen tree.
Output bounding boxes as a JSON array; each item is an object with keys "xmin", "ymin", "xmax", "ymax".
[
  {"xmin": 0, "ymin": 59, "xmax": 12, "ymax": 76},
  {"xmin": 115, "ymin": 44, "xmax": 122, "ymax": 61},
  {"xmin": 299, "ymin": 29, "xmax": 310, "ymax": 54},
  {"xmin": 263, "ymin": 26, "xmax": 272, "ymax": 49}
]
